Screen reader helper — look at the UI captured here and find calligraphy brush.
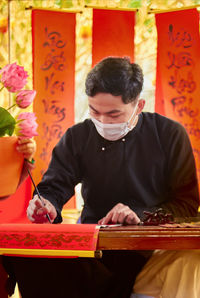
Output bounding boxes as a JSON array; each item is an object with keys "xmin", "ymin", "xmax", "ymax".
[{"xmin": 27, "ymin": 168, "xmax": 52, "ymax": 223}]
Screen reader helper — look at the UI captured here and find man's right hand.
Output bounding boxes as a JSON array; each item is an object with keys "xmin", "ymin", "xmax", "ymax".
[{"xmin": 27, "ymin": 195, "xmax": 57, "ymax": 223}]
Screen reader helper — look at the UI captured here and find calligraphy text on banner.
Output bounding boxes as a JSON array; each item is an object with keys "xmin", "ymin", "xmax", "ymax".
[
  {"xmin": 155, "ymin": 9, "xmax": 200, "ymax": 183},
  {"xmin": 32, "ymin": 9, "xmax": 76, "ymax": 208}
]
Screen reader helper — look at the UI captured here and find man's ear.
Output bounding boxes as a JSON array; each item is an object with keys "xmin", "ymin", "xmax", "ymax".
[{"xmin": 137, "ymin": 99, "xmax": 145, "ymax": 114}]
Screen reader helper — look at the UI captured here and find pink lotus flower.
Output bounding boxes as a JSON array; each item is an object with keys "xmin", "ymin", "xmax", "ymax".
[
  {"xmin": 16, "ymin": 90, "xmax": 36, "ymax": 108},
  {"xmin": 16, "ymin": 112, "xmax": 38, "ymax": 138},
  {"xmin": 0, "ymin": 62, "xmax": 28, "ymax": 92}
]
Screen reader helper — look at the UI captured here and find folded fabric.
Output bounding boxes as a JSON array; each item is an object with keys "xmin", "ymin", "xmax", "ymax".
[{"xmin": 134, "ymin": 249, "xmax": 200, "ymax": 298}]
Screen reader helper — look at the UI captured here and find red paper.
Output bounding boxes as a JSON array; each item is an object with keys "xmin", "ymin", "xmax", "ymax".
[
  {"xmin": 92, "ymin": 9, "xmax": 135, "ymax": 66},
  {"xmin": 155, "ymin": 9, "xmax": 200, "ymax": 186},
  {"xmin": 0, "ymin": 224, "xmax": 99, "ymax": 256},
  {"xmin": 32, "ymin": 9, "xmax": 76, "ymax": 208}
]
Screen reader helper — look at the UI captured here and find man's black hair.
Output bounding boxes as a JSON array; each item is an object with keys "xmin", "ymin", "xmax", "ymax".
[{"xmin": 85, "ymin": 57, "xmax": 143, "ymax": 104}]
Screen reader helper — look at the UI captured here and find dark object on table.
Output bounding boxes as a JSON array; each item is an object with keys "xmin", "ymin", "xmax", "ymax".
[{"xmin": 142, "ymin": 208, "xmax": 174, "ymax": 225}]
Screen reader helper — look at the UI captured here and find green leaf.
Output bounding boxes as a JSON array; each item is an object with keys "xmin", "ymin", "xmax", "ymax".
[
  {"xmin": 128, "ymin": 0, "xmax": 142, "ymax": 8},
  {"xmin": 55, "ymin": 0, "xmax": 62, "ymax": 7},
  {"xmin": 0, "ymin": 107, "xmax": 16, "ymax": 137},
  {"xmin": 61, "ymin": 0, "xmax": 73, "ymax": 8}
]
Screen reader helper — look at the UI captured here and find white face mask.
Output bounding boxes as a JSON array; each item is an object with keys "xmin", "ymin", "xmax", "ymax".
[{"xmin": 91, "ymin": 101, "xmax": 139, "ymax": 141}]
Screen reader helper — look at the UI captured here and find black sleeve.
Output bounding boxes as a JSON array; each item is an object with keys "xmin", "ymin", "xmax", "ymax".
[
  {"xmin": 158, "ymin": 122, "xmax": 199, "ymax": 217},
  {"xmin": 34, "ymin": 128, "xmax": 82, "ymax": 223}
]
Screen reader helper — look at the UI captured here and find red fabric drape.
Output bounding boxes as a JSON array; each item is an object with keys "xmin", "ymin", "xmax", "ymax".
[
  {"xmin": 92, "ymin": 9, "xmax": 135, "ymax": 66},
  {"xmin": 32, "ymin": 9, "xmax": 76, "ymax": 208},
  {"xmin": 155, "ymin": 9, "xmax": 200, "ymax": 186}
]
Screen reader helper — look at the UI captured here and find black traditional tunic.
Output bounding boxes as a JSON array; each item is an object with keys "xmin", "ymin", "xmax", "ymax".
[{"xmin": 36, "ymin": 112, "xmax": 199, "ymax": 223}]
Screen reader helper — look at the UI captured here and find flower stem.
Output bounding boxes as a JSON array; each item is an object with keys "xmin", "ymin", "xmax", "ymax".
[
  {"xmin": 7, "ymin": 103, "xmax": 16, "ymax": 111},
  {"xmin": 15, "ymin": 119, "xmax": 23, "ymax": 124},
  {"xmin": 0, "ymin": 85, "xmax": 4, "ymax": 92}
]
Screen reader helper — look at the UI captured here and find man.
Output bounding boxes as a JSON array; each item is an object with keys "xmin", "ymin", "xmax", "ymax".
[{"xmin": 4, "ymin": 57, "xmax": 199, "ymax": 298}]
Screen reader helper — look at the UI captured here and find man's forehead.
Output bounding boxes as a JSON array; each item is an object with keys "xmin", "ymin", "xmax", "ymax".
[{"xmin": 88, "ymin": 93, "xmax": 127, "ymax": 108}]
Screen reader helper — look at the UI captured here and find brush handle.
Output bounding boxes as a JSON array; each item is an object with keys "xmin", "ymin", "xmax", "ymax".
[{"xmin": 27, "ymin": 169, "xmax": 52, "ymax": 223}]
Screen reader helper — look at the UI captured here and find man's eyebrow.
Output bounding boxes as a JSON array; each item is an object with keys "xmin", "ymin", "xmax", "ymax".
[
  {"xmin": 106, "ymin": 109, "xmax": 121, "ymax": 115},
  {"xmin": 89, "ymin": 104, "xmax": 99, "ymax": 113},
  {"xmin": 89, "ymin": 104, "xmax": 121, "ymax": 114}
]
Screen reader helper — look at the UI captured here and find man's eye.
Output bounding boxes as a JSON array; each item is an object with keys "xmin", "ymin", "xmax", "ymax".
[
  {"xmin": 110, "ymin": 115, "xmax": 120, "ymax": 118},
  {"xmin": 90, "ymin": 110, "xmax": 99, "ymax": 115}
]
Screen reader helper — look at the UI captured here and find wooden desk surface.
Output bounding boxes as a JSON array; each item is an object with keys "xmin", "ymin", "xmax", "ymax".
[{"xmin": 97, "ymin": 225, "xmax": 200, "ymax": 250}]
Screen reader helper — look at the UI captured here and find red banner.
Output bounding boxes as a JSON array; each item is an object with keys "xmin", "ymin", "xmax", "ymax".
[
  {"xmin": 155, "ymin": 9, "xmax": 200, "ymax": 185},
  {"xmin": 92, "ymin": 9, "xmax": 135, "ymax": 66},
  {"xmin": 32, "ymin": 9, "xmax": 76, "ymax": 208}
]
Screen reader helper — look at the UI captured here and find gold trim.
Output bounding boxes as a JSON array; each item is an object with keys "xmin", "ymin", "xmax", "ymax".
[
  {"xmin": 148, "ymin": 5, "xmax": 200, "ymax": 14},
  {"xmin": 85, "ymin": 5, "xmax": 137, "ymax": 12},
  {"xmin": 0, "ymin": 248, "xmax": 95, "ymax": 258},
  {"xmin": 25, "ymin": 6, "xmax": 82, "ymax": 13}
]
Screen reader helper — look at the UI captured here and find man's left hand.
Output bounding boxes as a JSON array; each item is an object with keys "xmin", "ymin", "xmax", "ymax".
[{"xmin": 98, "ymin": 203, "xmax": 140, "ymax": 225}]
